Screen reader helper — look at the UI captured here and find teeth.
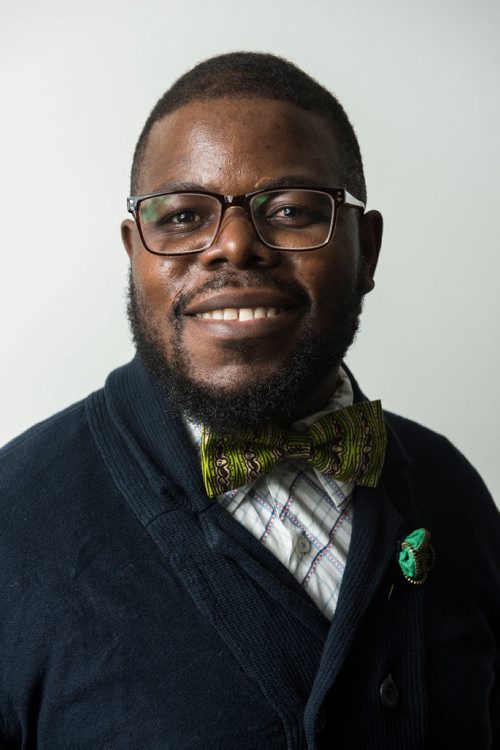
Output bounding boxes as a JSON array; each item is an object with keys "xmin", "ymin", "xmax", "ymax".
[
  {"xmin": 196, "ymin": 307, "xmax": 283, "ymax": 320},
  {"xmin": 238, "ymin": 308, "xmax": 254, "ymax": 321}
]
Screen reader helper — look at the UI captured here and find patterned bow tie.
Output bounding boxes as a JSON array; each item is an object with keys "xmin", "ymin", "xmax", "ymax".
[{"xmin": 201, "ymin": 400, "xmax": 387, "ymax": 497}]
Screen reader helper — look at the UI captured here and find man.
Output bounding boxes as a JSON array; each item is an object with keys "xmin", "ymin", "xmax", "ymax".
[{"xmin": 0, "ymin": 52, "xmax": 498, "ymax": 749}]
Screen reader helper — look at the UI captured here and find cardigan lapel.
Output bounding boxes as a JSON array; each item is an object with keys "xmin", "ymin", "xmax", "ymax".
[
  {"xmin": 303, "ymin": 416, "xmax": 427, "ymax": 747},
  {"xmin": 303, "ymin": 480, "xmax": 405, "ymax": 742},
  {"xmin": 86, "ymin": 355, "xmax": 212, "ymax": 522},
  {"xmin": 86, "ymin": 358, "xmax": 328, "ymax": 748}
]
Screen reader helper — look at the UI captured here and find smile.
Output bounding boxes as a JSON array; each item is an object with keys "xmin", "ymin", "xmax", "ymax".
[
  {"xmin": 182, "ymin": 287, "xmax": 303, "ymax": 318},
  {"xmin": 195, "ymin": 307, "xmax": 284, "ymax": 321}
]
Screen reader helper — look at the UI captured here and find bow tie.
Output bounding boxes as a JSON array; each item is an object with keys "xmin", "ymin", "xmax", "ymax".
[{"xmin": 201, "ymin": 400, "xmax": 387, "ymax": 497}]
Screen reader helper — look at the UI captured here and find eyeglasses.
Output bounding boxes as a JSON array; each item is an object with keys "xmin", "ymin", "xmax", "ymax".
[{"xmin": 126, "ymin": 186, "xmax": 365, "ymax": 256}]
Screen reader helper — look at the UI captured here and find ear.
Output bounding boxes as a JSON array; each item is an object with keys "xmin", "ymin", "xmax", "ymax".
[
  {"xmin": 121, "ymin": 219, "xmax": 136, "ymax": 260},
  {"xmin": 359, "ymin": 210, "xmax": 383, "ymax": 293}
]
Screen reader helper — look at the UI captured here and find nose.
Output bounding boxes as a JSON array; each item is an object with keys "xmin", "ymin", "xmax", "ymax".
[{"xmin": 198, "ymin": 207, "xmax": 279, "ymax": 269}]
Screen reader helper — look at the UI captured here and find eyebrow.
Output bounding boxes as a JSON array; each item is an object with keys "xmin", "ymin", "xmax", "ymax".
[
  {"xmin": 258, "ymin": 175, "xmax": 328, "ymax": 190},
  {"xmin": 145, "ymin": 180, "xmax": 207, "ymax": 194},
  {"xmin": 140, "ymin": 174, "xmax": 329, "ymax": 197}
]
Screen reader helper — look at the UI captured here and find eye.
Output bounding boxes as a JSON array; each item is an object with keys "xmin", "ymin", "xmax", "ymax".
[
  {"xmin": 265, "ymin": 202, "xmax": 329, "ymax": 227},
  {"xmin": 252, "ymin": 190, "xmax": 332, "ymax": 229},
  {"xmin": 271, "ymin": 205, "xmax": 317, "ymax": 221},
  {"xmin": 140, "ymin": 194, "xmax": 218, "ymax": 234},
  {"xmin": 151, "ymin": 207, "xmax": 207, "ymax": 235},
  {"xmin": 163, "ymin": 209, "xmax": 201, "ymax": 226}
]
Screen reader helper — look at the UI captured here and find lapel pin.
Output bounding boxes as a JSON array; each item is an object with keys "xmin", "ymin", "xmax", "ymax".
[{"xmin": 398, "ymin": 528, "xmax": 435, "ymax": 585}]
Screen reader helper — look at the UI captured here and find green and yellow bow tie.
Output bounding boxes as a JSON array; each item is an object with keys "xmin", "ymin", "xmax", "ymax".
[{"xmin": 201, "ymin": 399, "xmax": 387, "ymax": 497}]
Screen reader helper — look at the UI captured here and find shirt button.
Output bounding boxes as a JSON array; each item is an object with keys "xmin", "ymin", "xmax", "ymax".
[
  {"xmin": 296, "ymin": 534, "xmax": 311, "ymax": 555},
  {"xmin": 379, "ymin": 674, "xmax": 399, "ymax": 709}
]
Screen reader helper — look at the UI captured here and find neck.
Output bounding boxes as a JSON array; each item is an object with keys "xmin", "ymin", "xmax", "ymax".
[{"xmin": 277, "ymin": 366, "xmax": 342, "ymax": 427}]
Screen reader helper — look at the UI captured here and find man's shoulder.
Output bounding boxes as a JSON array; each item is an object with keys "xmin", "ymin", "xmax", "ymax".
[
  {"xmin": 385, "ymin": 409, "xmax": 474, "ymax": 466},
  {"xmin": 349, "ymin": 367, "xmax": 487, "ymax": 487},
  {"xmin": 383, "ymin": 409, "xmax": 497, "ymax": 525},
  {"xmin": 1, "ymin": 397, "xmax": 89, "ymax": 455},
  {"xmin": 384, "ymin": 409, "xmax": 455, "ymax": 452},
  {"xmin": 0, "ymin": 396, "xmax": 95, "ymax": 498}
]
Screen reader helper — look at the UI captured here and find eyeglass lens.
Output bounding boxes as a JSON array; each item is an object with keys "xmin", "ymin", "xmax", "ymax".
[{"xmin": 138, "ymin": 189, "xmax": 335, "ymax": 254}]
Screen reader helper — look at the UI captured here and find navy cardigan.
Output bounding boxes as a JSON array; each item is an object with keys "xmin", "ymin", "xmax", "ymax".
[{"xmin": 0, "ymin": 357, "xmax": 498, "ymax": 749}]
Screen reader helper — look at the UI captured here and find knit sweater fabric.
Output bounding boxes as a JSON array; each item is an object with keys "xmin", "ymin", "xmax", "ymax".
[{"xmin": 0, "ymin": 357, "xmax": 498, "ymax": 749}]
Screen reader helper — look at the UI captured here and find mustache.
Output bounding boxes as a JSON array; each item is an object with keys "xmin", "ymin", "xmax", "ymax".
[{"xmin": 171, "ymin": 270, "xmax": 311, "ymax": 318}]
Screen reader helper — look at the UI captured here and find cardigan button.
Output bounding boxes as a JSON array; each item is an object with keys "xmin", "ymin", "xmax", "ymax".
[{"xmin": 379, "ymin": 674, "xmax": 399, "ymax": 709}]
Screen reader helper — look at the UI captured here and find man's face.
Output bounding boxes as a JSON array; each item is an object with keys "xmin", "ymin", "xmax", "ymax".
[{"xmin": 121, "ymin": 98, "xmax": 381, "ymax": 429}]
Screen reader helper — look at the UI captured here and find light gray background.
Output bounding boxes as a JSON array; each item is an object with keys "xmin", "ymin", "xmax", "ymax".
[{"xmin": 1, "ymin": 0, "xmax": 498, "ymax": 503}]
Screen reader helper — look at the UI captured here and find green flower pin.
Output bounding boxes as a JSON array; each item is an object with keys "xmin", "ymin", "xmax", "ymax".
[{"xmin": 398, "ymin": 528, "xmax": 435, "ymax": 585}]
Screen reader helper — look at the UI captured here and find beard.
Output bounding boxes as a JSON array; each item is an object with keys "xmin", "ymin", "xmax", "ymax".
[{"xmin": 126, "ymin": 267, "xmax": 366, "ymax": 434}]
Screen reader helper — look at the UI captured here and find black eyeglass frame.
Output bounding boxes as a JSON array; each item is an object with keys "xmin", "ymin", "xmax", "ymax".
[{"xmin": 126, "ymin": 186, "xmax": 365, "ymax": 256}]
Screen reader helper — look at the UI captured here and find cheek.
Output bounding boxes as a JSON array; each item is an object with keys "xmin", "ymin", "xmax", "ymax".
[
  {"xmin": 298, "ymin": 251, "xmax": 359, "ymax": 315},
  {"xmin": 131, "ymin": 255, "xmax": 181, "ymax": 316}
]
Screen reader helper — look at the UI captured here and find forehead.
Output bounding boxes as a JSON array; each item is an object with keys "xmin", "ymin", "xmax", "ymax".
[{"xmin": 139, "ymin": 98, "xmax": 342, "ymax": 195}]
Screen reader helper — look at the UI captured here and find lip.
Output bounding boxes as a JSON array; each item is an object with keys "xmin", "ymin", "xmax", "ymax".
[
  {"xmin": 185, "ymin": 305, "xmax": 303, "ymax": 339},
  {"xmin": 182, "ymin": 288, "xmax": 301, "ymax": 316}
]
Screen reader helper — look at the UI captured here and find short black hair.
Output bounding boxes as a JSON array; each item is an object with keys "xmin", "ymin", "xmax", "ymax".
[{"xmin": 130, "ymin": 51, "xmax": 366, "ymax": 203}]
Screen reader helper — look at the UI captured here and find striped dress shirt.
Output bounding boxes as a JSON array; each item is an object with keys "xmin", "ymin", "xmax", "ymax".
[{"xmin": 185, "ymin": 367, "xmax": 354, "ymax": 621}]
